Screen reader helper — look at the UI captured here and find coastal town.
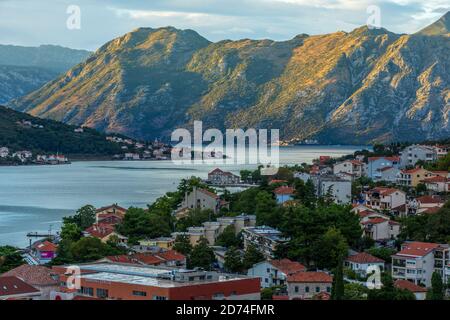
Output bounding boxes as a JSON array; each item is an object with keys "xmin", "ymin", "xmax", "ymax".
[
  {"xmin": 0, "ymin": 128, "xmax": 171, "ymax": 166},
  {"xmin": 1, "ymin": 142, "xmax": 449, "ymax": 301}
]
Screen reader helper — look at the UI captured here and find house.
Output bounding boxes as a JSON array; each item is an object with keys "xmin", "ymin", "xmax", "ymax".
[
  {"xmin": 399, "ymin": 145, "xmax": 438, "ymax": 168},
  {"xmin": 394, "ymin": 280, "xmax": 427, "ymax": 300},
  {"xmin": 345, "ymin": 252, "xmax": 385, "ymax": 276},
  {"xmin": 432, "ymin": 145, "xmax": 449, "ymax": 159},
  {"xmin": 421, "ymin": 176, "xmax": 449, "ymax": 193},
  {"xmin": 1, "ymin": 265, "xmax": 59, "ymax": 300},
  {"xmin": 95, "ymin": 204, "xmax": 127, "ymax": 223},
  {"xmin": 178, "ymin": 187, "xmax": 228, "ymax": 215},
  {"xmin": 208, "ymin": 168, "xmax": 240, "ymax": 185},
  {"xmin": 376, "ymin": 166, "xmax": 401, "ymax": 183},
  {"xmin": 364, "ymin": 187, "xmax": 406, "ymax": 213},
  {"xmin": 0, "ymin": 147, "xmax": 9, "ymax": 158},
  {"xmin": 361, "ymin": 218, "xmax": 400, "ymax": 241},
  {"xmin": 367, "ymin": 156, "xmax": 400, "ymax": 180},
  {"xmin": 139, "ymin": 237, "xmax": 175, "ymax": 250},
  {"xmin": 242, "ymin": 226, "xmax": 290, "ymax": 259},
  {"xmin": 286, "ymin": 272, "xmax": 333, "ymax": 300},
  {"xmin": 124, "ymin": 153, "xmax": 140, "ymax": 160},
  {"xmin": 293, "ymin": 172, "xmax": 311, "ymax": 183},
  {"xmin": 398, "ymin": 167, "xmax": 436, "ymax": 187},
  {"xmin": 247, "ymin": 259, "xmax": 306, "ymax": 288},
  {"xmin": 274, "ymin": 186, "xmax": 295, "ymax": 204},
  {"xmin": 408, "ymin": 195, "xmax": 445, "ymax": 215},
  {"xmin": 52, "ymin": 263, "xmax": 261, "ymax": 300},
  {"xmin": 0, "ymin": 276, "xmax": 41, "ymax": 300},
  {"xmin": 333, "ymin": 160, "xmax": 364, "ymax": 178},
  {"xmin": 313, "ymin": 176, "xmax": 352, "ymax": 204},
  {"xmin": 83, "ymin": 223, "xmax": 128, "ymax": 244},
  {"xmin": 391, "ymin": 241, "xmax": 450, "ymax": 287},
  {"xmin": 31, "ymin": 240, "xmax": 58, "ymax": 265}
]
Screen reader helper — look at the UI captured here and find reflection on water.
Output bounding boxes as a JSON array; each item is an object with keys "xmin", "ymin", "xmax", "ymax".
[{"xmin": 0, "ymin": 145, "xmax": 368, "ymax": 246}]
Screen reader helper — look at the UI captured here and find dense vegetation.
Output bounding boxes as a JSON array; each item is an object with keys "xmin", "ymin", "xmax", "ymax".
[{"xmin": 0, "ymin": 105, "xmax": 124, "ymax": 157}]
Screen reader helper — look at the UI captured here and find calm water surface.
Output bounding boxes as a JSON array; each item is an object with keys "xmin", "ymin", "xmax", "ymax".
[{"xmin": 0, "ymin": 145, "xmax": 368, "ymax": 246}]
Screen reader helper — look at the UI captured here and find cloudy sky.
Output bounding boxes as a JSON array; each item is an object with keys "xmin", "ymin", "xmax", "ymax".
[{"xmin": 0, "ymin": 0, "xmax": 448, "ymax": 50}]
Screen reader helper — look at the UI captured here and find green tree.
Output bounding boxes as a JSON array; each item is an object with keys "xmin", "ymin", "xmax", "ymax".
[
  {"xmin": 215, "ymin": 225, "xmax": 241, "ymax": 248},
  {"xmin": 60, "ymin": 222, "xmax": 82, "ymax": 242},
  {"xmin": 331, "ymin": 257, "xmax": 344, "ymax": 300},
  {"xmin": 173, "ymin": 235, "xmax": 193, "ymax": 256},
  {"xmin": 255, "ymin": 191, "xmax": 278, "ymax": 227},
  {"xmin": 175, "ymin": 209, "xmax": 214, "ymax": 232},
  {"xmin": 312, "ymin": 228, "xmax": 348, "ymax": 270},
  {"xmin": 427, "ymin": 271, "xmax": 444, "ymax": 300},
  {"xmin": 64, "ymin": 205, "xmax": 96, "ymax": 230},
  {"xmin": 188, "ymin": 238, "xmax": 215, "ymax": 270},
  {"xmin": 366, "ymin": 247, "xmax": 397, "ymax": 263},
  {"xmin": 367, "ymin": 273, "xmax": 415, "ymax": 300},
  {"xmin": 224, "ymin": 246, "xmax": 243, "ymax": 273},
  {"xmin": 70, "ymin": 237, "xmax": 110, "ymax": 262},
  {"xmin": 416, "ymin": 183, "xmax": 427, "ymax": 194},
  {"xmin": 0, "ymin": 246, "xmax": 24, "ymax": 273},
  {"xmin": 343, "ymin": 283, "xmax": 368, "ymax": 300},
  {"xmin": 242, "ymin": 244, "xmax": 265, "ymax": 269}
]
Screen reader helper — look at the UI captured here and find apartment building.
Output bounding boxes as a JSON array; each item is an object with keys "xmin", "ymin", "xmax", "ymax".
[
  {"xmin": 247, "ymin": 259, "xmax": 306, "ymax": 288},
  {"xmin": 391, "ymin": 241, "xmax": 450, "ymax": 287},
  {"xmin": 364, "ymin": 187, "xmax": 406, "ymax": 212},
  {"xmin": 333, "ymin": 160, "xmax": 364, "ymax": 178},
  {"xmin": 399, "ymin": 145, "xmax": 437, "ymax": 168},
  {"xmin": 312, "ymin": 175, "xmax": 352, "ymax": 204},
  {"xmin": 52, "ymin": 263, "xmax": 260, "ymax": 300},
  {"xmin": 366, "ymin": 156, "xmax": 400, "ymax": 181},
  {"xmin": 242, "ymin": 226, "xmax": 290, "ymax": 259}
]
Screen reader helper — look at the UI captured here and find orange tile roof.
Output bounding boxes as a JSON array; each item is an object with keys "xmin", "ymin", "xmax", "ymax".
[
  {"xmin": 361, "ymin": 217, "xmax": 388, "ymax": 225},
  {"xmin": 155, "ymin": 250, "xmax": 186, "ymax": 262},
  {"xmin": 274, "ymin": 186, "xmax": 295, "ymax": 195},
  {"xmin": 269, "ymin": 259, "xmax": 306, "ymax": 275},
  {"xmin": 34, "ymin": 240, "xmax": 58, "ymax": 252},
  {"xmin": 1, "ymin": 265, "xmax": 58, "ymax": 286},
  {"xmin": 198, "ymin": 188, "xmax": 219, "ymax": 199},
  {"xmin": 421, "ymin": 176, "xmax": 448, "ymax": 183},
  {"xmin": 394, "ymin": 280, "xmax": 427, "ymax": 293},
  {"xmin": 287, "ymin": 272, "xmax": 332, "ymax": 283},
  {"xmin": 417, "ymin": 195, "xmax": 443, "ymax": 204},
  {"xmin": 133, "ymin": 253, "xmax": 165, "ymax": 265},
  {"xmin": 95, "ymin": 204, "xmax": 127, "ymax": 213},
  {"xmin": 396, "ymin": 242, "xmax": 440, "ymax": 257},
  {"xmin": 368, "ymin": 156, "xmax": 400, "ymax": 162},
  {"xmin": 0, "ymin": 277, "xmax": 40, "ymax": 297},
  {"xmin": 346, "ymin": 252, "xmax": 384, "ymax": 264},
  {"xmin": 84, "ymin": 223, "xmax": 116, "ymax": 239},
  {"xmin": 105, "ymin": 255, "xmax": 136, "ymax": 264}
]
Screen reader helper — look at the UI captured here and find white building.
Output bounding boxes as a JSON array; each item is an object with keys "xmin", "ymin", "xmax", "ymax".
[
  {"xmin": 247, "ymin": 259, "xmax": 306, "ymax": 288},
  {"xmin": 392, "ymin": 242, "xmax": 450, "ymax": 288},
  {"xmin": 313, "ymin": 176, "xmax": 352, "ymax": 204},
  {"xmin": 361, "ymin": 218, "xmax": 400, "ymax": 241},
  {"xmin": 208, "ymin": 168, "xmax": 240, "ymax": 185},
  {"xmin": 333, "ymin": 160, "xmax": 364, "ymax": 178},
  {"xmin": 345, "ymin": 252, "xmax": 385, "ymax": 277},
  {"xmin": 242, "ymin": 226, "xmax": 290, "ymax": 259},
  {"xmin": 364, "ymin": 187, "xmax": 406, "ymax": 213},
  {"xmin": 0, "ymin": 147, "xmax": 9, "ymax": 158},
  {"xmin": 399, "ymin": 145, "xmax": 437, "ymax": 168}
]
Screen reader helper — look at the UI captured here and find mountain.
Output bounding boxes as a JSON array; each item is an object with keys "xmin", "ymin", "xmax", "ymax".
[
  {"xmin": 0, "ymin": 45, "xmax": 91, "ymax": 104},
  {"xmin": 9, "ymin": 14, "xmax": 450, "ymax": 144},
  {"xmin": 417, "ymin": 11, "xmax": 450, "ymax": 36},
  {"xmin": 0, "ymin": 105, "xmax": 123, "ymax": 156}
]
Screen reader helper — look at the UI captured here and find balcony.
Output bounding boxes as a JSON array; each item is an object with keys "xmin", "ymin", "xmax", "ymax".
[{"xmin": 393, "ymin": 259, "xmax": 406, "ymax": 267}]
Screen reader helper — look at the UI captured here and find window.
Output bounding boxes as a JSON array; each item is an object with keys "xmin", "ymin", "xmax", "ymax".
[
  {"xmin": 326, "ymin": 286, "xmax": 331, "ymax": 293},
  {"xmin": 305, "ymin": 286, "xmax": 309, "ymax": 293},
  {"xmin": 315, "ymin": 287, "xmax": 320, "ymax": 293},
  {"xmin": 265, "ymin": 278, "xmax": 269, "ymax": 283},
  {"xmin": 96, "ymin": 288, "xmax": 109, "ymax": 299},
  {"xmin": 80, "ymin": 287, "xmax": 93, "ymax": 296},
  {"xmin": 133, "ymin": 291, "xmax": 147, "ymax": 297},
  {"xmin": 294, "ymin": 286, "xmax": 299, "ymax": 293}
]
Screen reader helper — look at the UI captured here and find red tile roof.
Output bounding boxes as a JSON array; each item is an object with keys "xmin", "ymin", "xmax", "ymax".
[
  {"xmin": 394, "ymin": 280, "xmax": 427, "ymax": 293},
  {"xmin": 346, "ymin": 252, "xmax": 384, "ymax": 264},
  {"xmin": 95, "ymin": 204, "xmax": 127, "ymax": 214},
  {"xmin": 422, "ymin": 207, "xmax": 442, "ymax": 214},
  {"xmin": 104, "ymin": 255, "xmax": 136, "ymax": 264},
  {"xmin": 287, "ymin": 272, "xmax": 332, "ymax": 283},
  {"xmin": 421, "ymin": 176, "xmax": 448, "ymax": 183},
  {"xmin": 361, "ymin": 217, "xmax": 388, "ymax": 225},
  {"xmin": 84, "ymin": 223, "xmax": 116, "ymax": 239},
  {"xmin": 33, "ymin": 240, "xmax": 58, "ymax": 252},
  {"xmin": 155, "ymin": 250, "xmax": 186, "ymax": 262},
  {"xmin": 1, "ymin": 265, "xmax": 58, "ymax": 286},
  {"xmin": 396, "ymin": 242, "xmax": 440, "ymax": 257},
  {"xmin": 133, "ymin": 253, "xmax": 165, "ymax": 265},
  {"xmin": 198, "ymin": 188, "xmax": 219, "ymax": 199},
  {"xmin": 269, "ymin": 179, "xmax": 288, "ymax": 185},
  {"xmin": 274, "ymin": 186, "xmax": 295, "ymax": 195},
  {"xmin": 416, "ymin": 195, "xmax": 443, "ymax": 204},
  {"xmin": 0, "ymin": 276, "xmax": 40, "ymax": 297},
  {"xmin": 368, "ymin": 156, "xmax": 400, "ymax": 162},
  {"xmin": 269, "ymin": 259, "xmax": 306, "ymax": 275}
]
